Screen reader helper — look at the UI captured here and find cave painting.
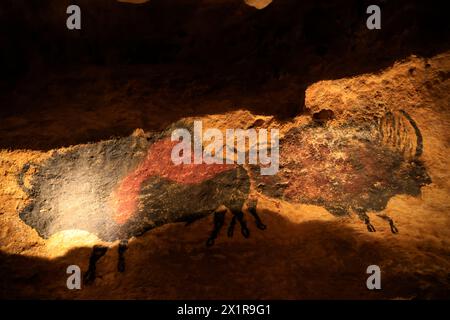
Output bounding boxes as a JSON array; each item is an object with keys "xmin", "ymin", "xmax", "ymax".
[
  {"xmin": 253, "ymin": 110, "xmax": 431, "ymax": 232},
  {"xmin": 17, "ymin": 111, "xmax": 430, "ymax": 283}
]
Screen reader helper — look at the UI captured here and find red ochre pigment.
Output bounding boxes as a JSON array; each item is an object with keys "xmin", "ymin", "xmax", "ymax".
[{"xmin": 112, "ymin": 138, "xmax": 235, "ymax": 224}]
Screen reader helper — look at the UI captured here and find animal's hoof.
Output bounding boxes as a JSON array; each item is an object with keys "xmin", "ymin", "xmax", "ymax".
[
  {"xmin": 241, "ymin": 226, "xmax": 250, "ymax": 238},
  {"xmin": 248, "ymin": 207, "xmax": 266, "ymax": 231},
  {"xmin": 256, "ymin": 222, "xmax": 267, "ymax": 230},
  {"xmin": 390, "ymin": 222, "xmax": 399, "ymax": 234},
  {"xmin": 367, "ymin": 223, "xmax": 376, "ymax": 232}
]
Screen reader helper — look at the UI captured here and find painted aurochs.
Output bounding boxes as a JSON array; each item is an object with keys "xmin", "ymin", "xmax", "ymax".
[
  {"xmin": 18, "ymin": 123, "xmax": 263, "ymax": 283},
  {"xmin": 17, "ymin": 111, "xmax": 431, "ymax": 283}
]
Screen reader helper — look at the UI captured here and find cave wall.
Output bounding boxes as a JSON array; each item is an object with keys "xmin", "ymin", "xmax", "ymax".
[
  {"xmin": 0, "ymin": 1, "xmax": 450, "ymax": 300},
  {"xmin": 1, "ymin": 0, "xmax": 448, "ymax": 88},
  {"xmin": 0, "ymin": 0, "xmax": 448, "ymax": 149}
]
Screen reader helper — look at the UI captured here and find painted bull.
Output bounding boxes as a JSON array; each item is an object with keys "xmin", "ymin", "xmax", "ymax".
[{"xmin": 17, "ymin": 124, "xmax": 265, "ymax": 283}]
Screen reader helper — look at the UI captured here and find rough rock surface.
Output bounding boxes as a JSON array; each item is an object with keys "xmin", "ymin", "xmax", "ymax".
[{"xmin": 0, "ymin": 52, "xmax": 449, "ymax": 299}]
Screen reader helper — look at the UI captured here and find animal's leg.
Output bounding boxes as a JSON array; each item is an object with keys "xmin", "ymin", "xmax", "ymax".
[
  {"xmin": 117, "ymin": 239, "xmax": 128, "ymax": 273},
  {"xmin": 231, "ymin": 210, "xmax": 250, "ymax": 238},
  {"xmin": 227, "ymin": 214, "xmax": 237, "ymax": 237},
  {"xmin": 84, "ymin": 245, "xmax": 108, "ymax": 285},
  {"xmin": 377, "ymin": 214, "xmax": 399, "ymax": 234},
  {"xmin": 247, "ymin": 201, "xmax": 266, "ymax": 230},
  {"xmin": 206, "ymin": 210, "xmax": 226, "ymax": 247},
  {"xmin": 357, "ymin": 211, "xmax": 376, "ymax": 232}
]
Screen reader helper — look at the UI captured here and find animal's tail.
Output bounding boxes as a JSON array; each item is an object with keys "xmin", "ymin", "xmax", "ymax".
[
  {"xmin": 17, "ymin": 162, "xmax": 40, "ymax": 196},
  {"xmin": 378, "ymin": 110, "xmax": 424, "ymax": 160}
]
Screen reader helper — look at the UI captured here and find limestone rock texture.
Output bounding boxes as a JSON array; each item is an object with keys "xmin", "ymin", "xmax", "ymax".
[
  {"xmin": 0, "ymin": 0, "xmax": 449, "ymax": 300},
  {"xmin": 0, "ymin": 52, "xmax": 449, "ymax": 299}
]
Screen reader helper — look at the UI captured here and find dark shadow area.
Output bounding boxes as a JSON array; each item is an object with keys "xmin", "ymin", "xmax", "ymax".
[
  {"xmin": 0, "ymin": 0, "xmax": 449, "ymax": 150},
  {"xmin": 1, "ymin": 213, "xmax": 449, "ymax": 299}
]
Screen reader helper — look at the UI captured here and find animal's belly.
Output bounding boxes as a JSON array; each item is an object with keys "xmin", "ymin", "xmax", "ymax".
[{"xmin": 116, "ymin": 166, "xmax": 251, "ymax": 239}]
